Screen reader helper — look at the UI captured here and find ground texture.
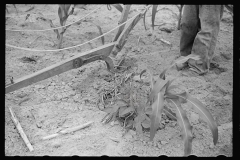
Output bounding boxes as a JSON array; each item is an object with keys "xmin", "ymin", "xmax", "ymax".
[{"xmin": 5, "ymin": 5, "xmax": 233, "ymax": 156}]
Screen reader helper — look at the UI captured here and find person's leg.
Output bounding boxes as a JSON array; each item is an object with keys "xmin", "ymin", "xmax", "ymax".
[
  {"xmin": 180, "ymin": 5, "xmax": 200, "ymax": 56},
  {"xmin": 189, "ymin": 5, "xmax": 224, "ymax": 73}
]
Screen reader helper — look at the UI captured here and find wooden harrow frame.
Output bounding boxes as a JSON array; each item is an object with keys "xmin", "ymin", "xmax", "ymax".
[{"xmin": 6, "ymin": 5, "xmax": 151, "ymax": 94}]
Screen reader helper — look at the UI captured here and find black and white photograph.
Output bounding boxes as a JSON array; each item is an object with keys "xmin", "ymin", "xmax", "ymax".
[{"xmin": 5, "ymin": 4, "xmax": 233, "ymax": 157}]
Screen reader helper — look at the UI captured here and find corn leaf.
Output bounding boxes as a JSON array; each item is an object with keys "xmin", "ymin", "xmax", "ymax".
[
  {"xmin": 102, "ymin": 104, "xmax": 122, "ymax": 124},
  {"xmin": 68, "ymin": 5, "xmax": 75, "ymax": 16},
  {"xmin": 163, "ymin": 106, "xmax": 177, "ymax": 121},
  {"xmin": 143, "ymin": 7, "xmax": 148, "ymax": 30},
  {"xmin": 95, "ymin": 24, "xmax": 105, "ymax": 45},
  {"xmin": 91, "ymin": 22, "xmax": 105, "ymax": 45},
  {"xmin": 159, "ymin": 68, "xmax": 177, "ymax": 91},
  {"xmin": 147, "ymin": 105, "xmax": 177, "ymax": 120},
  {"xmin": 165, "ymin": 78, "xmax": 176, "ymax": 89},
  {"xmin": 179, "ymin": 93, "xmax": 218, "ymax": 145},
  {"xmin": 112, "ymin": 4, "xmax": 123, "ymax": 12},
  {"xmin": 150, "ymin": 91, "xmax": 164, "ymax": 141},
  {"xmin": 149, "ymin": 71, "xmax": 154, "ymax": 89},
  {"xmin": 149, "ymin": 77, "xmax": 168, "ymax": 103},
  {"xmin": 145, "ymin": 114, "xmax": 151, "ymax": 121},
  {"xmin": 159, "ymin": 68, "xmax": 168, "ymax": 80},
  {"xmin": 166, "ymin": 84, "xmax": 180, "ymax": 92},
  {"xmin": 58, "ymin": 5, "xmax": 71, "ymax": 26},
  {"xmin": 165, "ymin": 91, "xmax": 187, "ymax": 104},
  {"xmin": 151, "ymin": 5, "xmax": 158, "ymax": 30},
  {"xmin": 110, "ymin": 109, "xmax": 120, "ymax": 123},
  {"xmin": 139, "ymin": 69, "xmax": 147, "ymax": 79},
  {"xmin": 57, "ymin": 5, "xmax": 73, "ymax": 48},
  {"xmin": 167, "ymin": 98, "xmax": 193, "ymax": 156},
  {"xmin": 44, "ymin": 18, "xmax": 60, "ymax": 39}
]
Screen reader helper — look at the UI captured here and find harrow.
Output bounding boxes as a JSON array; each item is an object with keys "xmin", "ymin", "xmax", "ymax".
[{"xmin": 5, "ymin": 5, "xmax": 150, "ymax": 94}]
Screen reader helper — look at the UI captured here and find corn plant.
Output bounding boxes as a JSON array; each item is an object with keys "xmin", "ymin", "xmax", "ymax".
[
  {"xmin": 143, "ymin": 5, "xmax": 184, "ymax": 31},
  {"xmin": 143, "ymin": 54, "xmax": 218, "ymax": 156},
  {"xmin": 102, "ymin": 54, "xmax": 218, "ymax": 156},
  {"xmin": 56, "ymin": 4, "xmax": 106, "ymax": 49},
  {"xmin": 142, "ymin": 5, "xmax": 158, "ymax": 31},
  {"xmin": 57, "ymin": 4, "xmax": 75, "ymax": 48},
  {"xmin": 176, "ymin": 5, "xmax": 183, "ymax": 30},
  {"xmin": 101, "ymin": 73, "xmax": 136, "ymax": 130}
]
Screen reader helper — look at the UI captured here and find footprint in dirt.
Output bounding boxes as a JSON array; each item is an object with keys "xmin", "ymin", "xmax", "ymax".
[{"xmin": 209, "ymin": 62, "xmax": 228, "ymax": 75}]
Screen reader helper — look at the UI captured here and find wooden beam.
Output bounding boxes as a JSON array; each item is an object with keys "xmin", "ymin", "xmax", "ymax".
[{"xmin": 5, "ymin": 42, "xmax": 115, "ymax": 94}]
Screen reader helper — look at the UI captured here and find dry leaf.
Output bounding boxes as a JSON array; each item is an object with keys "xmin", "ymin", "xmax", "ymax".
[{"xmin": 119, "ymin": 106, "xmax": 134, "ymax": 117}]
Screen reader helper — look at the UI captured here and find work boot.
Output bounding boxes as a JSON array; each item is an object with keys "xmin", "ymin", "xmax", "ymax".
[
  {"xmin": 175, "ymin": 56, "xmax": 208, "ymax": 75},
  {"xmin": 188, "ymin": 58, "xmax": 209, "ymax": 75}
]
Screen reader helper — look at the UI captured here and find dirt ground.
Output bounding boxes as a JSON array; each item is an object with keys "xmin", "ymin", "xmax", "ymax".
[{"xmin": 5, "ymin": 4, "xmax": 233, "ymax": 156}]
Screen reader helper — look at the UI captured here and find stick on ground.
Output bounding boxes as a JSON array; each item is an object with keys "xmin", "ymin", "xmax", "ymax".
[
  {"xmin": 8, "ymin": 107, "xmax": 34, "ymax": 152},
  {"xmin": 42, "ymin": 121, "xmax": 94, "ymax": 140}
]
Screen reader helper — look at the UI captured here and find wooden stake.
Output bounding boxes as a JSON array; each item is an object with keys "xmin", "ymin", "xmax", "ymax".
[
  {"xmin": 42, "ymin": 121, "xmax": 94, "ymax": 140},
  {"xmin": 8, "ymin": 107, "xmax": 34, "ymax": 152}
]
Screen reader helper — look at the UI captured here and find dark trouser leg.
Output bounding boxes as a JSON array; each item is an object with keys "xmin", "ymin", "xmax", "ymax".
[
  {"xmin": 191, "ymin": 5, "xmax": 224, "ymax": 71},
  {"xmin": 180, "ymin": 5, "xmax": 199, "ymax": 56}
]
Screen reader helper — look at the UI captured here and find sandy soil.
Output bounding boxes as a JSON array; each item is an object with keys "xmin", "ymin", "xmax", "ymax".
[{"xmin": 5, "ymin": 4, "xmax": 233, "ymax": 156}]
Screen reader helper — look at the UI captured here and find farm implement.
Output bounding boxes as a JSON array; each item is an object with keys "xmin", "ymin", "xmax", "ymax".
[{"xmin": 5, "ymin": 5, "xmax": 150, "ymax": 94}]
